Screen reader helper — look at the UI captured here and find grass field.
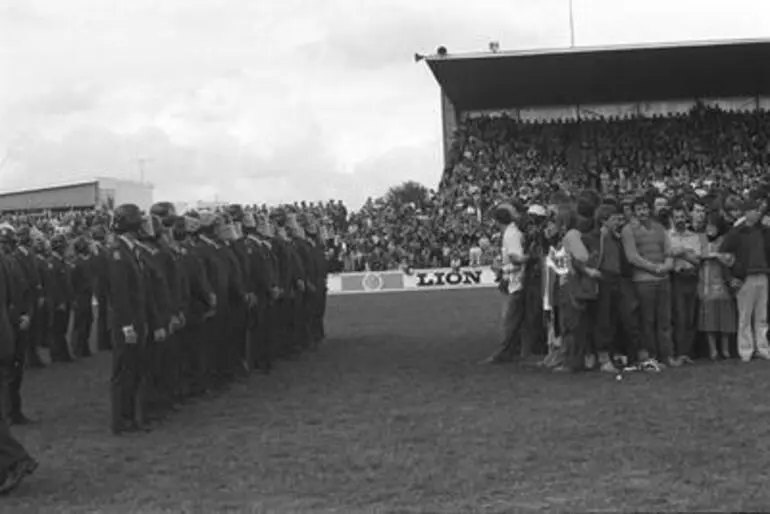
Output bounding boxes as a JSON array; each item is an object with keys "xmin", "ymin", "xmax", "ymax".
[{"xmin": 5, "ymin": 287, "xmax": 770, "ymax": 513}]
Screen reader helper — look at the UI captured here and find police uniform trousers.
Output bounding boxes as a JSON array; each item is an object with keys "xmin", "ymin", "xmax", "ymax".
[
  {"xmin": 273, "ymin": 297, "xmax": 295, "ymax": 358},
  {"xmin": 110, "ymin": 328, "xmax": 145, "ymax": 433},
  {"xmin": 5, "ymin": 327, "xmax": 30, "ymax": 421},
  {"xmin": 250, "ymin": 298, "xmax": 272, "ymax": 371},
  {"xmin": 50, "ymin": 304, "xmax": 73, "ymax": 363},
  {"xmin": 72, "ymin": 297, "xmax": 93, "ymax": 358},
  {"xmin": 27, "ymin": 306, "xmax": 47, "ymax": 367},
  {"xmin": 96, "ymin": 295, "xmax": 111, "ymax": 352}
]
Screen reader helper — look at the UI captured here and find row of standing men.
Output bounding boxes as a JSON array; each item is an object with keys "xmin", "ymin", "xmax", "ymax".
[{"xmin": 0, "ymin": 202, "xmax": 329, "ymax": 436}]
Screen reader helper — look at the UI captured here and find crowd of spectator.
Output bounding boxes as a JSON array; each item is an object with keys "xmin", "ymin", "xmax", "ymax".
[{"xmin": 3, "ymin": 104, "xmax": 770, "ymax": 274}]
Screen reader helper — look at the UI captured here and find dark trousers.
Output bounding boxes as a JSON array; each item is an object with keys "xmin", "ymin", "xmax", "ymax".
[
  {"xmin": 250, "ymin": 300, "xmax": 272, "ymax": 372},
  {"xmin": 96, "ymin": 296, "xmax": 111, "ymax": 351},
  {"xmin": 50, "ymin": 306, "xmax": 72, "ymax": 362},
  {"xmin": 27, "ymin": 307, "xmax": 46, "ymax": 367},
  {"xmin": 6, "ymin": 329, "xmax": 30, "ymax": 419},
  {"xmin": 671, "ymin": 274, "xmax": 698, "ymax": 358},
  {"xmin": 595, "ymin": 276, "xmax": 644, "ymax": 359},
  {"xmin": 110, "ymin": 334, "xmax": 142, "ymax": 433},
  {"xmin": 522, "ymin": 278, "xmax": 545, "ymax": 356},
  {"xmin": 72, "ymin": 303, "xmax": 93, "ymax": 357},
  {"xmin": 558, "ymin": 286, "xmax": 597, "ymax": 371},
  {"xmin": 636, "ymin": 279, "xmax": 674, "ymax": 361},
  {"xmin": 0, "ymin": 413, "xmax": 30, "ymax": 470}
]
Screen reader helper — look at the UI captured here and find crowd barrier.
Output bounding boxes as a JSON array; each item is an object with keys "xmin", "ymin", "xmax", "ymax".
[{"xmin": 327, "ymin": 266, "xmax": 498, "ymax": 295}]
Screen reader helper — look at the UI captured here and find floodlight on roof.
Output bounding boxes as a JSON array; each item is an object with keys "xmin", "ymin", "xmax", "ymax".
[
  {"xmin": 489, "ymin": 41, "xmax": 500, "ymax": 53},
  {"xmin": 414, "ymin": 53, "xmax": 425, "ymax": 63},
  {"xmin": 437, "ymin": 46, "xmax": 447, "ymax": 57}
]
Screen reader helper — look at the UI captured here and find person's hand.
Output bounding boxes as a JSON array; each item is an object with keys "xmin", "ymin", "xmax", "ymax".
[
  {"xmin": 122, "ymin": 325, "xmax": 137, "ymax": 345},
  {"xmin": 154, "ymin": 328, "xmax": 167, "ymax": 343},
  {"xmin": 729, "ymin": 278, "xmax": 744, "ymax": 290},
  {"xmin": 586, "ymin": 268, "xmax": 602, "ymax": 279},
  {"xmin": 19, "ymin": 315, "xmax": 30, "ymax": 331}
]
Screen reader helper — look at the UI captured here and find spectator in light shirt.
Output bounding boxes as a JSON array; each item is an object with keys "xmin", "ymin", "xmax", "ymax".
[
  {"xmin": 483, "ymin": 202, "xmax": 527, "ymax": 364},
  {"xmin": 668, "ymin": 203, "xmax": 702, "ymax": 364}
]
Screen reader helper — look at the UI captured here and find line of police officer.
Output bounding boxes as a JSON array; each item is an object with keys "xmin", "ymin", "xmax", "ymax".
[
  {"xmin": 107, "ymin": 202, "xmax": 329, "ymax": 435},
  {"xmin": 0, "ymin": 202, "xmax": 328, "ymax": 436}
]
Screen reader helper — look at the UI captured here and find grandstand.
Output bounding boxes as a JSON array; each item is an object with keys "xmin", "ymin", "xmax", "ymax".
[{"xmin": 424, "ymin": 38, "xmax": 770, "ymax": 165}]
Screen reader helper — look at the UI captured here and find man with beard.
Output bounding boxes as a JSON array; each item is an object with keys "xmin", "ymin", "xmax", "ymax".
[
  {"xmin": 108, "ymin": 204, "xmax": 149, "ymax": 434},
  {"xmin": 622, "ymin": 196, "xmax": 677, "ymax": 368},
  {"xmin": 668, "ymin": 203, "xmax": 702, "ymax": 364}
]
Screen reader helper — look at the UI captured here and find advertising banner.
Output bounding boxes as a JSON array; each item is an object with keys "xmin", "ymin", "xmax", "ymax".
[{"xmin": 327, "ymin": 266, "xmax": 497, "ymax": 295}]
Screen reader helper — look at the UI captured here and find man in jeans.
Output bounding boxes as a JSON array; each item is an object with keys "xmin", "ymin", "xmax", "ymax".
[
  {"xmin": 621, "ymin": 196, "xmax": 678, "ymax": 368},
  {"xmin": 720, "ymin": 199, "xmax": 770, "ymax": 362},
  {"xmin": 484, "ymin": 202, "xmax": 527, "ymax": 364}
]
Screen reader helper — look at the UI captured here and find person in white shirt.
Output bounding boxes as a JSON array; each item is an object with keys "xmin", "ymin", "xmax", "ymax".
[{"xmin": 483, "ymin": 202, "xmax": 528, "ymax": 364}]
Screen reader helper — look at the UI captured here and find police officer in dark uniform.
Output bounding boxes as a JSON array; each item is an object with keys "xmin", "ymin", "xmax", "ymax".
[
  {"xmin": 286, "ymin": 213, "xmax": 314, "ymax": 353},
  {"xmin": 0, "ymin": 238, "xmax": 37, "ymax": 491},
  {"xmin": 302, "ymin": 214, "xmax": 329, "ymax": 348},
  {"xmin": 194, "ymin": 212, "xmax": 229, "ymax": 389},
  {"xmin": 32, "ymin": 238, "xmax": 52, "ymax": 364},
  {"xmin": 14, "ymin": 227, "xmax": 45, "ymax": 368},
  {"xmin": 48, "ymin": 234, "xmax": 74, "ymax": 363},
  {"xmin": 91, "ymin": 225, "xmax": 112, "ymax": 352},
  {"xmin": 179, "ymin": 214, "xmax": 216, "ymax": 396},
  {"xmin": 242, "ymin": 213, "xmax": 278, "ymax": 372},
  {"xmin": 71, "ymin": 237, "xmax": 94, "ymax": 358},
  {"xmin": 134, "ymin": 214, "xmax": 172, "ymax": 421},
  {"xmin": 108, "ymin": 204, "xmax": 149, "ymax": 435}
]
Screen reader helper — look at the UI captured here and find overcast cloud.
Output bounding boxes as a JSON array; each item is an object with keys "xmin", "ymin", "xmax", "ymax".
[{"xmin": 1, "ymin": 0, "xmax": 769, "ymax": 207}]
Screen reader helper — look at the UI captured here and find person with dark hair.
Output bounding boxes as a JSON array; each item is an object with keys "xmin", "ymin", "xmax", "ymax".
[
  {"xmin": 668, "ymin": 203, "xmax": 702, "ymax": 364},
  {"xmin": 622, "ymin": 196, "xmax": 676, "ymax": 369},
  {"xmin": 553, "ymin": 201, "xmax": 601, "ymax": 372},
  {"xmin": 720, "ymin": 199, "xmax": 770, "ymax": 362},
  {"xmin": 698, "ymin": 212, "xmax": 736, "ymax": 359},
  {"xmin": 483, "ymin": 203, "xmax": 528, "ymax": 364}
]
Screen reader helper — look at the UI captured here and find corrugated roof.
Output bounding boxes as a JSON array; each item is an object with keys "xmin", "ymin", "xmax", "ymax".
[{"xmin": 425, "ymin": 38, "xmax": 770, "ymax": 111}]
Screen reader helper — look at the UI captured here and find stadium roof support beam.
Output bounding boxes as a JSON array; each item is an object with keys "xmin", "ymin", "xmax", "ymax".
[{"xmin": 425, "ymin": 39, "xmax": 770, "ymax": 113}]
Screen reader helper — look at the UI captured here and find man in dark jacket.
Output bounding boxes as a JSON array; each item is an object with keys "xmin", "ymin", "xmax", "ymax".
[{"xmin": 720, "ymin": 199, "xmax": 770, "ymax": 362}]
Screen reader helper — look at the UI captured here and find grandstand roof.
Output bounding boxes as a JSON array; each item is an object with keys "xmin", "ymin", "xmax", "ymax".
[{"xmin": 425, "ymin": 38, "xmax": 770, "ymax": 112}]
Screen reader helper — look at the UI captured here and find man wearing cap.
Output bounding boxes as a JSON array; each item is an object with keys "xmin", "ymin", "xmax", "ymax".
[
  {"xmin": 14, "ymin": 227, "xmax": 45, "ymax": 368},
  {"xmin": 215, "ymin": 212, "xmax": 249, "ymax": 380},
  {"xmin": 484, "ymin": 201, "xmax": 528, "ymax": 364},
  {"xmin": 70, "ymin": 237, "xmax": 95, "ymax": 358},
  {"xmin": 286, "ymin": 213, "xmax": 315, "ymax": 353},
  {"xmin": 48, "ymin": 234, "xmax": 73, "ymax": 364},
  {"xmin": 304, "ymin": 214, "xmax": 328, "ymax": 346},
  {"xmin": 176, "ymin": 214, "xmax": 215, "ymax": 396},
  {"xmin": 91, "ymin": 225, "xmax": 112, "ymax": 352},
  {"xmin": 195, "ymin": 212, "xmax": 230, "ymax": 388},
  {"xmin": 108, "ymin": 204, "xmax": 149, "ymax": 434},
  {"xmin": 242, "ymin": 213, "xmax": 277, "ymax": 372}
]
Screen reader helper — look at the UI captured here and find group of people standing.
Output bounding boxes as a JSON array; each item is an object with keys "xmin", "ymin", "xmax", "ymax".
[
  {"xmin": 489, "ymin": 187, "xmax": 770, "ymax": 373},
  {"xmin": 0, "ymin": 201, "xmax": 329, "ymax": 494}
]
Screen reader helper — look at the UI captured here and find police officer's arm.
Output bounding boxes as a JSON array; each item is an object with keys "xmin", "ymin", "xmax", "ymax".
[
  {"xmin": 226, "ymin": 249, "xmax": 246, "ymax": 299},
  {"xmin": 108, "ymin": 250, "xmax": 135, "ymax": 331}
]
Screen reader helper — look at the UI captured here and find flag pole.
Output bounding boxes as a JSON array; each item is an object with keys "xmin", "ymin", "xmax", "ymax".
[{"xmin": 568, "ymin": 0, "xmax": 576, "ymax": 48}]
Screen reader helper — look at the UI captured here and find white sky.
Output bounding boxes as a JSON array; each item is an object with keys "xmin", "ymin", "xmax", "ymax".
[{"xmin": 1, "ymin": 0, "xmax": 769, "ymax": 208}]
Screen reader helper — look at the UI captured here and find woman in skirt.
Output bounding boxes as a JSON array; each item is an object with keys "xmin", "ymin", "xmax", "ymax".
[{"xmin": 698, "ymin": 213, "xmax": 737, "ymax": 359}]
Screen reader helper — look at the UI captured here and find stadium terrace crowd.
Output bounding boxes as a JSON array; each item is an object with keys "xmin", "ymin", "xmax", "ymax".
[{"xmin": 0, "ymin": 203, "xmax": 329, "ymax": 493}]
